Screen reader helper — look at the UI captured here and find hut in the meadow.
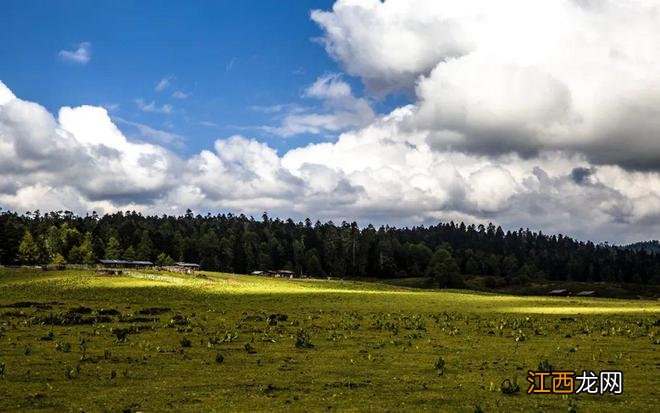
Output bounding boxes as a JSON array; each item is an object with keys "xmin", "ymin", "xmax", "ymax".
[{"xmin": 96, "ymin": 259, "xmax": 154, "ymax": 275}]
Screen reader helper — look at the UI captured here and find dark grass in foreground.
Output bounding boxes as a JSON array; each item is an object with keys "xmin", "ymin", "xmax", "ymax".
[{"xmin": 0, "ymin": 268, "xmax": 658, "ymax": 412}]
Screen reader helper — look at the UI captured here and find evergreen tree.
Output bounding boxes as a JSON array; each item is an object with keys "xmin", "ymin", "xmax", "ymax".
[
  {"xmin": 68, "ymin": 232, "xmax": 95, "ymax": 265},
  {"xmin": 51, "ymin": 253, "xmax": 67, "ymax": 266},
  {"xmin": 136, "ymin": 230, "xmax": 154, "ymax": 261},
  {"xmin": 18, "ymin": 231, "xmax": 40, "ymax": 264},
  {"xmin": 123, "ymin": 246, "xmax": 137, "ymax": 261},
  {"xmin": 304, "ymin": 249, "xmax": 324, "ymax": 276},
  {"xmin": 155, "ymin": 252, "xmax": 176, "ymax": 266},
  {"xmin": 44, "ymin": 225, "xmax": 63, "ymax": 261},
  {"xmin": 105, "ymin": 237, "xmax": 122, "ymax": 259},
  {"xmin": 1, "ymin": 209, "xmax": 659, "ymax": 286},
  {"xmin": 426, "ymin": 248, "xmax": 463, "ymax": 288}
]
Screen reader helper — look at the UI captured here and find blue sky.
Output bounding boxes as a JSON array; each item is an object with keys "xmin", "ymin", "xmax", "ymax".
[{"xmin": 1, "ymin": 0, "xmax": 396, "ymax": 155}]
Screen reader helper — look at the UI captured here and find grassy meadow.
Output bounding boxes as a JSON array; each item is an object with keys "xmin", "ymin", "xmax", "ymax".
[{"xmin": 0, "ymin": 268, "xmax": 658, "ymax": 412}]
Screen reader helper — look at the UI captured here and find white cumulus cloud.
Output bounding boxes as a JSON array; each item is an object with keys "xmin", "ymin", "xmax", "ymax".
[
  {"xmin": 58, "ymin": 42, "xmax": 91, "ymax": 64},
  {"xmin": 313, "ymin": 0, "xmax": 660, "ymax": 170}
]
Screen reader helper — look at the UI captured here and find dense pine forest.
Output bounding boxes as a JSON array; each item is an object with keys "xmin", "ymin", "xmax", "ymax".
[{"xmin": 1, "ymin": 209, "xmax": 658, "ymax": 286}]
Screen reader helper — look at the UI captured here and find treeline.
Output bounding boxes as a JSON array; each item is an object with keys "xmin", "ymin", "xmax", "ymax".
[{"xmin": 0, "ymin": 209, "xmax": 658, "ymax": 286}]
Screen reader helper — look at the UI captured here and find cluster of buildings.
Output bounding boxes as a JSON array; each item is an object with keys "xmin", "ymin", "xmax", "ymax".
[
  {"xmin": 548, "ymin": 289, "xmax": 596, "ymax": 297},
  {"xmin": 96, "ymin": 260, "xmax": 305, "ymax": 278},
  {"xmin": 250, "ymin": 269, "xmax": 300, "ymax": 278},
  {"xmin": 97, "ymin": 259, "xmax": 200, "ymax": 275}
]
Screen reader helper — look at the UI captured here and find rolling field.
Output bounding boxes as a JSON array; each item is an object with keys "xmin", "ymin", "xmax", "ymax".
[{"xmin": 0, "ymin": 268, "xmax": 658, "ymax": 412}]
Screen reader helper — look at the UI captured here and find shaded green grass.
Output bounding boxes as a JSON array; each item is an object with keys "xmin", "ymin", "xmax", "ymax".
[{"xmin": 0, "ymin": 268, "xmax": 658, "ymax": 412}]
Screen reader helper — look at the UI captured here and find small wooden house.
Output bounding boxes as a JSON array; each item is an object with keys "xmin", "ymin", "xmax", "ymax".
[{"xmin": 98, "ymin": 259, "xmax": 154, "ymax": 269}]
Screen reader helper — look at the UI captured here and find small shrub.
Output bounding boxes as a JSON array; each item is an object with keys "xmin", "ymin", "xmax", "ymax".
[
  {"xmin": 180, "ymin": 337, "xmax": 192, "ymax": 348},
  {"xmin": 244, "ymin": 343, "xmax": 257, "ymax": 354},
  {"xmin": 500, "ymin": 378, "xmax": 520, "ymax": 395},
  {"xmin": 295, "ymin": 330, "xmax": 314, "ymax": 349},
  {"xmin": 267, "ymin": 313, "xmax": 288, "ymax": 326},
  {"xmin": 215, "ymin": 353, "xmax": 224, "ymax": 364},
  {"xmin": 55, "ymin": 342, "xmax": 71, "ymax": 353},
  {"xmin": 0, "ymin": 362, "xmax": 5, "ymax": 378},
  {"xmin": 112, "ymin": 328, "xmax": 129, "ymax": 343},
  {"xmin": 434, "ymin": 356, "xmax": 446, "ymax": 376}
]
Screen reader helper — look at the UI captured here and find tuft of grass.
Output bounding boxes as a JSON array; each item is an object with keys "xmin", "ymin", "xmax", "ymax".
[{"xmin": 294, "ymin": 330, "xmax": 314, "ymax": 349}]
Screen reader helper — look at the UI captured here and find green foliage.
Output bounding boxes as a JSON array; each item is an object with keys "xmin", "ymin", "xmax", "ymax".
[
  {"xmin": 51, "ymin": 253, "xmax": 67, "ymax": 266},
  {"xmin": 44, "ymin": 225, "xmax": 64, "ymax": 261},
  {"xmin": 1, "ymin": 210, "xmax": 659, "ymax": 284},
  {"xmin": 18, "ymin": 231, "xmax": 41, "ymax": 264},
  {"xmin": 295, "ymin": 329, "xmax": 314, "ymax": 349},
  {"xmin": 0, "ymin": 267, "xmax": 657, "ymax": 411},
  {"xmin": 105, "ymin": 237, "xmax": 122, "ymax": 260},
  {"xmin": 305, "ymin": 249, "xmax": 324, "ymax": 276},
  {"xmin": 123, "ymin": 245, "xmax": 137, "ymax": 261},
  {"xmin": 426, "ymin": 248, "xmax": 464, "ymax": 288},
  {"xmin": 156, "ymin": 252, "xmax": 176, "ymax": 266},
  {"xmin": 136, "ymin": 230, "xmax": 154, "ymax": 261},
  {"xmin": 68, "ymin": 232, "xmax": 95, "ymax": 265},
  {"xmin": 406, "ymin": 242, "xmax": 433, "ymax": 277}
]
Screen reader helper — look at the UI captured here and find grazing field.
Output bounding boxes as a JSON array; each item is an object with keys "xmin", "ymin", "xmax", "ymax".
[{"xmin": 0, "ymin": 268, "xmax": 658, "ymax": 412}]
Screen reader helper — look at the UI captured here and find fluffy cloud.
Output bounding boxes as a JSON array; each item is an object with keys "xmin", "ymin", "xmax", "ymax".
[
  {"xmin": 0, "ymin": 83, "xmax": 179, "ymax": 209},
  {"xmin": 313, "ymin": 0, "xmax": 660, "ymax": 170},
  {"xmin": 58, "ymin": 42, "xmax": 91, "ymax": 64},
  {"xmin": 263, "ymin": 74, "xmax": 375, "ymax": 137}
]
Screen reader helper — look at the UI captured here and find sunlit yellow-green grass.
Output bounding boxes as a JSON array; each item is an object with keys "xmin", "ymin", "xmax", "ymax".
[{"xmin": 0, "ymin": 268, "xmax": 658, "ymax": 412}]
